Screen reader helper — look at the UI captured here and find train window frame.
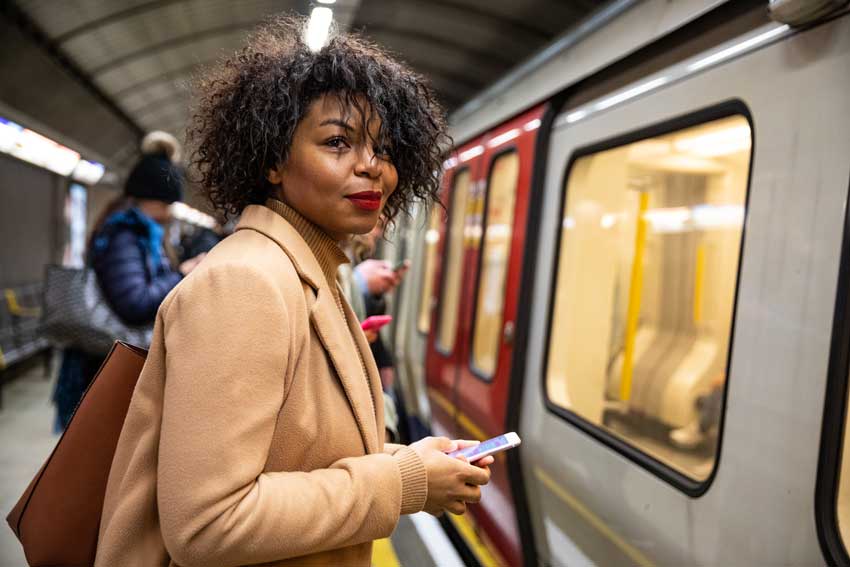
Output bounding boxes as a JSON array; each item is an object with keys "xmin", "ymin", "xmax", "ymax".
[
  {"xmin": 467, "ymin": 146, "xmax": 520, "ymax": 382},
  {"xmin": 541, "ymin": 99, "xmax": 754, "ymax": 497},
  {"xmin": 815, "ymin": 175, "xmax": 850, "ymax": 565},
  {"xmin": 434, "ymin": 165, "xmax": 472, "ymax": 356}
]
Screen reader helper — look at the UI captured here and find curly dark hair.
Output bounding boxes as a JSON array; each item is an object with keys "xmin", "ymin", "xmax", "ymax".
[{"xmin": 187, "ymin": 15, "xmax": 450, "ymax": 223}]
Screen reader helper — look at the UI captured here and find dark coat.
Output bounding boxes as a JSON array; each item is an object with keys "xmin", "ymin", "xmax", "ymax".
[
  {"xmin": 54, "ymin": 207, "xmax": 182, "ymax": 431},
  {"xmin": 91, "ymin": 208, "xmax": 182, "ymax": 326}
]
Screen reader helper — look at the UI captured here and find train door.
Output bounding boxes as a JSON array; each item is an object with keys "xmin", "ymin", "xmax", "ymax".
[
  {"xmin": 424, "ymin": 137, "xmax": 484, "ymax": 440},
  {"xmin": 447, "ymin": 107, "xmax": 545, "ymax": 567},
  {"xmin": 519, "ymin": 16, "xmax": 850, "ymax": 566}
]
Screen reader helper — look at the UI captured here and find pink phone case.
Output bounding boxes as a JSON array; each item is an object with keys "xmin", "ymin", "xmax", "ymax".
[{"xmin": 361, "ymin": 315, "xmax": 392, "ymax": 331}]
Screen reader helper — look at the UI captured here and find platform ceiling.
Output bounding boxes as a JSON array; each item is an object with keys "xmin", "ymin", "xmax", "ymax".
[{"xmin": 1, "ymin": 0, "xmax": 601, "ymax": 174}]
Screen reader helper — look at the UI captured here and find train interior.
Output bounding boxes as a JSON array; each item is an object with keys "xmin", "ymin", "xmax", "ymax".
[{"xmin": 546, "ymin": 115, "xmax": 751, "ymax": 479}]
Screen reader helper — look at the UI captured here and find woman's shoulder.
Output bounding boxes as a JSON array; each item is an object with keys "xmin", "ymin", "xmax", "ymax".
[
  {"xmin": 176, "ymin": 229, "xmax": 305, "ymax": 305},
  {"xmin": 207, "ymin": 228, "xmax": 294, "ymax": 271}
]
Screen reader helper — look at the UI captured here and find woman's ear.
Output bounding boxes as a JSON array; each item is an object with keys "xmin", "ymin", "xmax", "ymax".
[{"xmin": 267, "ymin": 164, "xmax": 283, "ymax": 185}]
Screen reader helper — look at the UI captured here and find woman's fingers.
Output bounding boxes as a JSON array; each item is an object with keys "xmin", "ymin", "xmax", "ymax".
[
  {"xmin": 460, "ymin": 461, "xmax": 491, "ymax": 486},
  {"xmin": 459, "ymin": 485, "xmax": 481, "ymax": 503},
  {"xmin": 476, "ymin": 455, "xmax": 495, "ymax": 467}
]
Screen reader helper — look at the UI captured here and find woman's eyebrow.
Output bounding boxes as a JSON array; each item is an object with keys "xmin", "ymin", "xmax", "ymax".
[{"xmin": 319, "ymin": 118, "xmax": 353, "ymax": 131}]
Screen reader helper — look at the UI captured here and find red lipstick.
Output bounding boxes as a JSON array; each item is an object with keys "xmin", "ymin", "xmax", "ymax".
[{"xmin": 346, "ymin": 191, "xmax": 382, "ymax": 211}]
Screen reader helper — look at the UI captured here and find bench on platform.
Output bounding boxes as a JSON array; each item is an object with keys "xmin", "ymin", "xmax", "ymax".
[{"xmin": 0, "ymin": 283, "xmax": 50, "ymax": 408}]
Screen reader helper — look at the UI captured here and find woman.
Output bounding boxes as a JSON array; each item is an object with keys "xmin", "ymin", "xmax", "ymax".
[
  {"xmin": 95, "ymin": 16, "xmax": 492, "ymax": 567},
  {"xmin": 52, "ymin": 132, "xmax": 203, "ymax": 430}
]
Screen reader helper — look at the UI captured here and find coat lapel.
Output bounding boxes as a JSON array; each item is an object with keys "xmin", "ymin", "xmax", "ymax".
[
  {"xmin": 235, "ymin": 205, "xmax": 381, "ymax": 454},
  {"xmin": 340, "ymin": 296, "xmax": 385, "ymax": 439},
  {"xmin": 308, "ymin": 291, "xmax": 379, "ymax": 454}
]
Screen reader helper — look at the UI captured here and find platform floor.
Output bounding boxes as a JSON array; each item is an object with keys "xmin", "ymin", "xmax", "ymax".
[{"xmin": 0, "ymin": 358, "xmax": 464, "ymax": 567}]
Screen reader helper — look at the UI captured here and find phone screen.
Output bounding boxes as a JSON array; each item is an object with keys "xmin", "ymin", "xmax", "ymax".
[{"xmin": 449, "ymin": 433, "xmax": 521, "ymax": 462}]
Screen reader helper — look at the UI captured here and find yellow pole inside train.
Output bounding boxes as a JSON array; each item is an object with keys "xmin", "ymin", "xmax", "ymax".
[{"xmin": 620, "ymin": 191, "xmax": 650, "ymax": 402}]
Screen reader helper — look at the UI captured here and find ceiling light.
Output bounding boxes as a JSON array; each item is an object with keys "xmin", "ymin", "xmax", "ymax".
[
  {"xmin": 594, "ymin": 77, "xmax": 669, "ymax": 112},
  {"xmin": 673, "ymin": 124, "xmax": 751, "ymax": 157},
  {"xmin": 317, "ymin": 0, "xmax": 336, "ymax": 3},
  {"xmin": 687, "ymin": 25, "xmax": 789, "ymax": 72},
  {"xmin": 72, "ymin": 159, "xmax": 105, "ymax": 185},
  {"xmin": 486, "ymin": 128, "xmax": 519, "ymax": 148},
  {"xmin": 458, "ymin": 145, "xmax": 484, "ymax": 162},
  {"xmin": 306, "ymin": 7, "xmax": 333, "ymax": 52}
]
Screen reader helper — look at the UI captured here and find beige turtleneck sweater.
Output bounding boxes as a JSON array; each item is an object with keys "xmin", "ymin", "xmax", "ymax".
[{"xmin": 266, "ymin": 198, "xmax": 350, "ymax": 304}]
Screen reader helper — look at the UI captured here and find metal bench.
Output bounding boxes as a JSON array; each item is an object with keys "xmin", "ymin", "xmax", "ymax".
[{"xmin": 0, "ymin": 283, "xmax": 51, "ymax": 408}]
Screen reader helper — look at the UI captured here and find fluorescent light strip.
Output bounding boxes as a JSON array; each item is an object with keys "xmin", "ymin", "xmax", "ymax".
[
  {"xmin": 487, "ymin": 128, "xmax": 520, "ymax": 148},
  {"xmin": 558, "ymin": 23, "xmax": 793, "ymax": 128},
  {"xmin": 72, "ymin": 159, "xmax": 105, "ymax": 185},
  {"xmin": 458, "ymin": 145, "xmax": 484, "ymax": 162},
  {"xmin": 688, "ymin": 25, "xmax": 789, "ymax": 72},
  {"xmin": 0, "ymin": 115, "xmax": 106, "ymax": 183},
  {"xmin": 523, "ymin": 118, "xmax": 541, "ymax": 131},
  {"xmin": 594, "ymin": 77, "xmax": 669, "ymax": 111}
]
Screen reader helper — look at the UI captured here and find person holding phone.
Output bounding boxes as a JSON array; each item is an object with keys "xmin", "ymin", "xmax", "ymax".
[{"xmin": 95, "ymin": 16, "xmax": 491, "ymax": 567}]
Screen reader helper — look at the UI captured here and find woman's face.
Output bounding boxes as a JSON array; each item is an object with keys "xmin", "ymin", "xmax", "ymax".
[{"xmin": 268, "ymin": 94, "xmax": 399, "ymax": 240}]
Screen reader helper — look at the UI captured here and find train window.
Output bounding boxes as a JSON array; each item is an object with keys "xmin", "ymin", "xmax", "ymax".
[
  {"xmin": 417, "ymin": 206, "xmax": 442, "ymax": 334},
  {"xmin": 471, "ymin": 151, "xmax": 519, "ymax": 377},
  {"xmin": 545, "ymin": 115, "xmax": 751, "ymax": 481},
  {"xmin": 437, "ymin": 169, "xmax": 472, "ymax": 353}
]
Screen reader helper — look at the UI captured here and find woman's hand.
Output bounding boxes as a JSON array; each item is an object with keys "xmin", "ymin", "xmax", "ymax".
[
  {"xmin": 355, "ymin": 259, "xmax": 400, "ymax": 295},
  {"xmin": 363, "ymin": 329, "xmax": 379, "ymax": 343},
  {"xmin": 409, "ymin": 437, "xmax": 491, "ymax": 516}
]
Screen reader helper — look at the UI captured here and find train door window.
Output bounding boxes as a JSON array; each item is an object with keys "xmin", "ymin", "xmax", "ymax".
[
  {"xmin": 437, "ymin": 169, "xmax": 472, "ymax": 353},
  {"xmin": 418, "ymin": 206, "xmax": 442, "ymax": 334},
  {"xmin": 545, "ymin": 115, "xmax": 751, "ymax": 481},
  {"xmin": 471, "ymin": 151, "xmax": 519, "ymax": 377}
]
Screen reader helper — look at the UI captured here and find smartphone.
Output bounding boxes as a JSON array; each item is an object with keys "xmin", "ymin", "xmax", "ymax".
[
  {"xmin": 449, "ymin": 432, "xmax": 521, "ymax": 463},
  {"xmin": 360, "ymin": 315, "xmax": 392, "ymax": 331}
]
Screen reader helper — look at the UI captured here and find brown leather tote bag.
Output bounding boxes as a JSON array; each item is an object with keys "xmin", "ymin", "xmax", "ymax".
[{"xmin": 6, "ymin": 341, "xmax": 147, "ymax": 566}]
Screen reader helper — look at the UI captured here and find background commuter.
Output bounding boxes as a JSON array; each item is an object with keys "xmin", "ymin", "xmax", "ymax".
[{"xmin": 52, "ymin": 132, "xmax": 204, "ymax": 430}]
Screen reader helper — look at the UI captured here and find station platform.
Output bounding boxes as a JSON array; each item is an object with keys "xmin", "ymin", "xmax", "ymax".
[{"xmin": 0, "ymin": 358, "xmax": 466, "ymax": 567}]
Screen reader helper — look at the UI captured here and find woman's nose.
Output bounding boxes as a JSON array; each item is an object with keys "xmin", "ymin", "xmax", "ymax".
[{"xmin": 354, "ymin": 147, "xmax": 382, "ymax": 179}]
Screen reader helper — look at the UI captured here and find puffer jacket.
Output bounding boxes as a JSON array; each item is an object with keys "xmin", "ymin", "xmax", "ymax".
[{"xmin": 90, "ymin": 207, "xmax": 182, "ymax": 326}]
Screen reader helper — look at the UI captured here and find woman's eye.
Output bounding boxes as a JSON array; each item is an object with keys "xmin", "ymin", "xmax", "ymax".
[{"xmin": 326, "ymin": 137, "xmax": 349, "ymax": 149}]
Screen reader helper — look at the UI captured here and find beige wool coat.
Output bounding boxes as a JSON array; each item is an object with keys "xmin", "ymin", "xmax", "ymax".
[{"xmin": 95, "ymin": 202, "xmax": 427, "ymax": 567}]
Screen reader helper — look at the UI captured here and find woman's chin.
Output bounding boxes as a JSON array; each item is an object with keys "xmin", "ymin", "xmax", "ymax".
[{"xmin": 344, "ymin": 216, "xmax": 381, "ymax": 236}]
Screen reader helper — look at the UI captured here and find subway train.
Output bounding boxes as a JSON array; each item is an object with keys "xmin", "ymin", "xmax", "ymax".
[{"xmin": 378, "ymin": 1, "xmax": 850, "ymax": 565}]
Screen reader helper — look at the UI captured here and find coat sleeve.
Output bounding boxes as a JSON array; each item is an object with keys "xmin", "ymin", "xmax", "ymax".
[
  {"xmin": 94, "ymin": 229, "xmax": 182, "ymax": 325},
  {"xmin": 156, "ymin": 264, "xmax": 426, "ymax": 567}
]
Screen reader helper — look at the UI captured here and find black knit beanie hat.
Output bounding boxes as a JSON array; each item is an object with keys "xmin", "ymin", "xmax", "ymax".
[{"xmin": 124, "ymin": 131, "xmax": 184, "ymax": 204}]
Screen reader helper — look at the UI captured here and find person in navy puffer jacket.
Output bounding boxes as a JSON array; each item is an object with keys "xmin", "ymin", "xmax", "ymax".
[{"xmin": 53, "ymin": 132, "xmax": 206, "ymax": 430}]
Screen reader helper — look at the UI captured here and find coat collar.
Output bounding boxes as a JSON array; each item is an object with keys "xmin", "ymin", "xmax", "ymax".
[
  {"xmin": 236, "ymin": 204, "xmax": 326, "ymax": 291},
  {"xmin": 235, "ymin": 204, "xmax": 382, "ymax": 454}
]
